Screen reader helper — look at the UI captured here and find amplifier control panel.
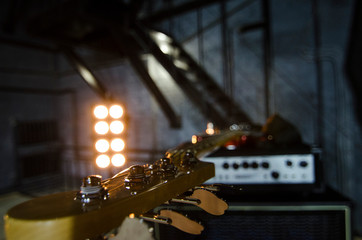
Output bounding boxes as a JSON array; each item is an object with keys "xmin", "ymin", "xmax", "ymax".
[{"xmin": 203, "ymin": 154, "xmax": 315, "ymax": 185}]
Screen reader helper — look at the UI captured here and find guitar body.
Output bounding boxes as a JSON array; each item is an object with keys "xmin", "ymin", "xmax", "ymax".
[{"xmin": 4, "ymin": 130, "xmax": 242, "ymax": 240}]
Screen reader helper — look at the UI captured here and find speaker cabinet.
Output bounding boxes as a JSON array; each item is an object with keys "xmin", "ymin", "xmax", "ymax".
[{"xmin": 153, "ymin": 190, "xmax": 351, "ymax": 240}]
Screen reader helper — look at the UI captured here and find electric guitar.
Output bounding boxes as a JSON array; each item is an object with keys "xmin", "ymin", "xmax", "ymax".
[{"xmin": 4, "ymin": 129, "xmax": 243, "ymax": 240}]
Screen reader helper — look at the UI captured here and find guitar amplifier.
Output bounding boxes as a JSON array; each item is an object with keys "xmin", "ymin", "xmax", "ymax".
[
  {"xmin": 153, "ymin": 188, "xmax": 352, "ymax": 240},
  {"xmin": 202, "ymin": 146, "xmax": 323, "ymax": 193}
]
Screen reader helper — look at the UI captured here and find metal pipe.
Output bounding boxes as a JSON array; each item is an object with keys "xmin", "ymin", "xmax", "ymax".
[
  {"xmin": 181, "ymin": 0, "xmax": 256, "ymax": 44},
  {"xmin": 262, "ymin": 0, "xmax": 272, "ymax": 119},
  {"xmin": 141, "ymin": 0, "xmax": 226, "ymax": 24},
  {"xmin": 0, "ymin": 86, "xmax": 74, "ymax": 95},
  {"xmin": 220, "ymin": 1, "xmax": 233, "ymax": 117},
  {"xmin": 0, "ymin": 34, "xmax": 58, "ymax": 53},
  {"xmin": 312, "ymin": 0, "xmax": 323, "ymax": 148},
  {"xmin": 197, "ymin": 8, "xmax": 204, "ymax": 65}
]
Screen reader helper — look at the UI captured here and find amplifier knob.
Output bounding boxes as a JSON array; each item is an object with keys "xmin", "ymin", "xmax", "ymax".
[
  {"xmin": 300, "ymin": 161, "xmax": 308, "ymax": 167},
  {"xmin": 286, "ymin": 160, "xmax": 293, "ymax": 166},
  {"xmin": 223, "ymin": 162, "xmax": 229, "ymax": 169},
  {"xmin": 242, "ymin": 162, "xmax": 249, "ymax": 169},
  {"xmin": 261, "ymin": 162, "xmax": 269, "ymax": 169},
  {"xmin": 232, "ymin": 163, "xmax": 239, "ymax": 170},
  {"xmin": 251, "ymin": 162, "xmax": 259, "ymax": 169},
  {"xmin": 271, "ymin": 171, "xmax": 280, "ymax": 179}
]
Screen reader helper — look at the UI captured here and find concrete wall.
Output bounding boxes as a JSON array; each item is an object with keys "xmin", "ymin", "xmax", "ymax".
[
  {"xmin": 0, "ymin": 44, "xmax": 58, "ymax": 190},
  {"xmin": 157, "ymin": 0, "xmax": 362, "ymax": 233}
]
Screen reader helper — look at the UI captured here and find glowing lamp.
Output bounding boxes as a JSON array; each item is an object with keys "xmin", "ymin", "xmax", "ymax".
[
  {"xmin": 94, "ymin": 121, "xmax": 109, "ymax": 135},
  {"xmin": 94, "ymin": 105, "xmax": 108, "ymax": 119},
  {"xmin": 109, "ymin": 105, "xmax": 123, "ymax": 119},
  {"xmin": 96, "ymin": 154, "xmax": 110, "ymax": 168},
  {"xmin": 110, "ymin": 120, "xmax": 124, "ymax": 134},
  {"xmin": 93, "ymin": 103, "xmax": 126, "ymax": 168},
  {"xmin": 95, "ymin": 139, "xmax": 109, "ymax": 153},
  {"xmin": 111, "ymin": 138, "xmax": 125, "ymax": 152},
  {"xmin": 111, "ymin": 154, "xmax": 126, "ymax": 167}
]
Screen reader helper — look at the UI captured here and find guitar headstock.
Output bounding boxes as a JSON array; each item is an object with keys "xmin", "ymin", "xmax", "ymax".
[{"xmin": 5, "ymin": 130, "xmax": 243, "ymax": 240}]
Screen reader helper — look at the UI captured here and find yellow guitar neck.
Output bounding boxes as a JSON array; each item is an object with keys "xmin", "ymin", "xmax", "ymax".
[{"xmin": 4, "ymin": 130, "xmax": 242, "ymax": 240}]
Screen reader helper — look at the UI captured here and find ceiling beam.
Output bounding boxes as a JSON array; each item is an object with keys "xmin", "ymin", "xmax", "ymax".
[
  {"xmin": 109, "ymin": 29, "xmax": 181, "ymax": 128},
  {"xmin": 61, "ymin": 46, "xmax": 110, "ymax": 99},
  {"xmin": 0, "ymin": 34, "xmax": 58, "ymax": 53},
  {"xmin": 141, "ymin": 0, "xmax": 226, "ymax": 24}
]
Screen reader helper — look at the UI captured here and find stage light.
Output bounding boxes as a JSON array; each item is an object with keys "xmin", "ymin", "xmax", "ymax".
[
  {"xmin": 95, "ymin": 139, "xmax": 109, "ymax": 153},
  {"xmin": 110, "ymin": 120, "xmax": 124, "ymax": 134},
  {"xmin": 93, "ymin": 103, "xmax": 127, "ymax": 169},
  {"xmin": 94, "ymin": 121, "xmax": 109, "ymax": 135},
  {"xmin": 109, "ymin": 105, "xmax": 123, "ymax": 119},
  {"xmin": 111, "ymin": 154, "xmax": 126, "ymax": 167},
  {"xmin": 96, "ymin": 154, "xmax": 110, "ymax": 168},
  {"xmin": 111, "ymin": 138, "xmax": 125, "ymax": 152},
  {"xmin": 94, "ymin": 105, "xmax": 108, "ymax": 119}
]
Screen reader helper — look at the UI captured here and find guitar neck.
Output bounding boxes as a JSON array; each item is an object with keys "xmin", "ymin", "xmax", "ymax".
[
  {"xmin": 5, "ymin": 130, "xmax": 243, "ymax": 240},
  {"xmin": 167, "ymin": 130, "xmax": 243, "ymax": 164}
]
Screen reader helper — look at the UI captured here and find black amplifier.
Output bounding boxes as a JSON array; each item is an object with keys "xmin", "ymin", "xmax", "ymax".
[
  {"xmin": 202, "ymin": 145, "xmax": 323, "ymax": 193},
  {"xmin": 154, "ymin": 188, "xmax": 351, "ymax": 240}
]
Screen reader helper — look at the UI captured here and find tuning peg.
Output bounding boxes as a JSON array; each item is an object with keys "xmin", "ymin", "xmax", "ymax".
[
  {"xmin": 140, "ymin": 210, "xmax": 204, "ymax": 235},
  {"xmin": 170, "ymin": 188, "xmax": 228, "ymax": 216}
]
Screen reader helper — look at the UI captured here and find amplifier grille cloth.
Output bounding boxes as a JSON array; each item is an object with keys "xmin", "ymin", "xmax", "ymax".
[{"xmin": 156, "ymin": 210, "xmax": 346, "ymax": 240}]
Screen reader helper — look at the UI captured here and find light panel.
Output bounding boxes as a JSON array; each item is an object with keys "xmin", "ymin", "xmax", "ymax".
[{"xmin": 93, "ymin": 103, "xmax": 127, "ymax": 168}]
